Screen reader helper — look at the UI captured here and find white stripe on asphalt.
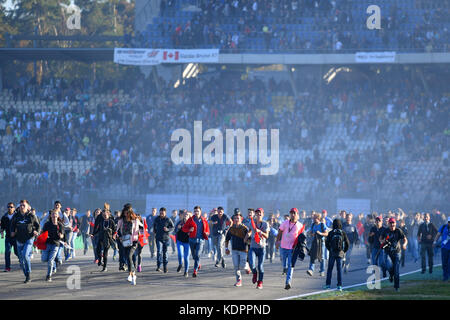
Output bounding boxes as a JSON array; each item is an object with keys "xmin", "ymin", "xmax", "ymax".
[{"xmin": 277, "ymin": 264, "xmax": 443, "ymax": 300}]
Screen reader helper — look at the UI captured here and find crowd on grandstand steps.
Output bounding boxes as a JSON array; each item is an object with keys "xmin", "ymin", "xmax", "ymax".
[
  {"xmin": 131, "ymin": 0, "xmax": 450, "ymax": 52},
  {"xmin": 1, "ymin": 200, "xmax": 449, "ymax": 289},
  {"xmin": 0, "ymin": 65, "xmax": 449, "ymax": 209}
]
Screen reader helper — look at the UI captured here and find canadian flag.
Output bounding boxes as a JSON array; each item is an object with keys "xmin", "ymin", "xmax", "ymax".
[{"xmin": 163, "ymin": 50, "xmax": 179, "ymax": 61}]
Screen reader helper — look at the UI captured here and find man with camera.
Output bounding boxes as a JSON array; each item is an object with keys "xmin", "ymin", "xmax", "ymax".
[{"xmin": 379, "ymin": 217, "xmax": 408, "ymax": 291}]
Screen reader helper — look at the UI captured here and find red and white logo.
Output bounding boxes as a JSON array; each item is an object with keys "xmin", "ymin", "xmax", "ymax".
[
  {"xmin": 147, "ymin": 50, "xmax": 159, "ymax": 57},
  {"xmin": 163, "ymin": 51, "xmax": 179, "ymax": 61}
]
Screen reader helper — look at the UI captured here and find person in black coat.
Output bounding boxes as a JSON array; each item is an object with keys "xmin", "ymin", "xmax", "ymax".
[
  {"xmin": 92, "ymin": 204, "xmax": 117, "ymax": 272},
  {"xmin": 324, "ymin": 218, "xmax": 350, "ymax": 290}
]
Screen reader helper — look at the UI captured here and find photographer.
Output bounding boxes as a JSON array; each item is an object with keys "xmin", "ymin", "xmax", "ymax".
[{"xmin": 379, "ymin": 218, "xmax": 408, "ymax": 292}]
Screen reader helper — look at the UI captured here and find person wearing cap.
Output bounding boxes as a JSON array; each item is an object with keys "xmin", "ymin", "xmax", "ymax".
[
  {"xmin": 433, "ymin": 216, "xmax": 450, "ymax": 281},
  {"xmin": 417, "ymin": 213, "xmax": 438, "ymax": 274},
  {"xmin": 322, "ymin": 210, "xmax": 333, "ymax": 229},
  {"xmin": 246, "ymin": 208, "xmax": 269, "ymax": 289},
  {"xmin": 379, "ymin": 217, "xmax": 408, "ymax": 291},
  {"xmin": 276, "ymin": 208, "xmax": 303, "ymax": 290},
  {"xmin": 225, "ymin": 212, "xmax": 249, "ymax": 287},
  {"xmin": 210, "ymin": 206, "xmax": 231, "ymax": 268}
]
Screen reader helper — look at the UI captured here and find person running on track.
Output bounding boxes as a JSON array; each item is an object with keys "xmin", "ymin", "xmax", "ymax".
[
  {"xmin": 93, "ymin": 204, "xmax": 117, "ymax": 272},
  {"xmin": 182, "ymin": 206, "xmax": 210, "ymax": 278},
  {"xmin": 379, "ymin": 217, "xmax": 408, "ymax": 292},
  {"xmin": 10, "ymin": 200, "xmax": 40, "ymax": 283},
  {"xmin": 306, "ymin": 212, "xmax": 328, "ymax": 277},
  {"xmin": 276, "ymin": 208, "xmax": 303, "ymax": 290},
  {"xmin": 246, "ymin": 208, "xmax": 269, "ymax": 289},
  {"xmin": 41, "ymin": 209, "xmax": 65, "ymax": 282},
  {"xmin": 117, "ymin": 203, "xmax": 143, "ymax": 285},
  {"xmin": 225, "ymin": 211, "xmax": 249, "ymax": 287},
  {"xmin": 175, "ymin": 210, "xmax": 191, "ymax": 277},
  {"xmin": 153, "ymin": 207, "xmax": 174, "ymax": 273}
]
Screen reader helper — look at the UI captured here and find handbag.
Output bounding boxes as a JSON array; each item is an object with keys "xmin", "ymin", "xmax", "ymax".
[
  {"xmin": 120, "ymin": 221, "xmax": 133, "ymax": 247},
  {"xmin": 121, "ymin": 234, "xmax": 132, "ymax": 247}
]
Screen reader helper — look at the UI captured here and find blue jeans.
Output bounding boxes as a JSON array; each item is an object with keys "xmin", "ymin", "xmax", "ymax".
[
  {"xmin": 64, "ymin": 231, "xmax": 73, "ymax": 260},
  {"xmin": 176, "ymin": 240, "xmax": 190, "ymax": 273},
  {"xmin": 232, "ymin": 250, "xmax": 247, "ymax": 281},
  {"xmin": 70, "ymin": 233, "xmax": 77, "ymax": 258},
  {"xmin": 326, "ymin": 255, "xmax": 342, "ymax": 287},
  {"xmin": 156, "ymin": 239, "xmax": 169, "ymax": 268},
  {"xmin": 371, "ymin": 247, "xmax": 386, "ymax": 275},
  {"xmin": 41, "ymin": 244, "xmax": 59, "ymax": 276},
  {"xmin": 92, "ymin": 235, "xmax": 99, "ymax": 260},
  {"xmin": 16, "ymin": 238, "xmax": 35, "ymax": 277},
  {"xmin": 249, "ymin": 247, "xmax": 265, "ymax": 282},
  {"xmin": 212, "ymin": 234, "xmax": 225, "ymax": 263},
  {"xmin": 4, "ymin": 237, "xmax": 18, "ymax": 269},
  {"xmin": 81, "ymin": 233, "xmax": 90, "ymax": 253},
  {"xmin": 409, "ymin": 238, "xmax": 419, "ymax": 260},
  {"xmin": 280, "ymin": 248, "xmax": 293, "ymax": 284},
  {"xmin": 189, "ymin": 238, "xmax": 204, "ymax": 272},
  {"xmin": 309, "ymin": 260, "xmax": 325, "ymax": 273},
  {"xmin": 322, "ymin": 241, "xmax": 328, "ymax": 260},
  {"xmin": 441, "ymin": 248, "xmax": 450, "ymax": 281},
  {"xmin": 344, "ymin": 243, "xmax": 353, "ymax": 266},
  {"xmin": 385, "ymin": 251, "xmax": 401, "ymax": 289},
  {"xmin": 56, "ymin": 244, "xmax": 63, "ymax": 264}
]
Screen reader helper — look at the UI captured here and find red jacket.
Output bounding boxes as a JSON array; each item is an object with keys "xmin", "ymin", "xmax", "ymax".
[{"xmin": 182, "ymin": 216, "xmax": 210, "ymax": 240}]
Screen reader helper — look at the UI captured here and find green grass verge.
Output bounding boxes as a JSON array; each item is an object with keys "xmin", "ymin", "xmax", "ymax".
[{"xmin": 298, "ymin": 266, "xmax": 450, "ymax": 300}]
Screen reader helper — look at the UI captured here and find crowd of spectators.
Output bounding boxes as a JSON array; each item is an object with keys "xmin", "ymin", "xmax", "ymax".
[
  {"xmin": 128, "ymin": 0, "xmax": 450, "ymax": 53},
  {"xmin": 0, "ymin": 64, "xmax": 448, "ymax": 211}
]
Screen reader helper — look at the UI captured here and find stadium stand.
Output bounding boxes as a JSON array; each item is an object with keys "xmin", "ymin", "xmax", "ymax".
[
  {"xmin": 0, "ymin": 64, "xmax": 448, "ymax": 212},
  {"xmin": 136, "ymin": 0, "xmax": 450, "ymax": 52}
]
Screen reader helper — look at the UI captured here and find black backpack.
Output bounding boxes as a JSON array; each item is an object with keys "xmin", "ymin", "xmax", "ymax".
[{"xmin": 330, "ymin": 229, "xmax": 343, "ymax": 252}]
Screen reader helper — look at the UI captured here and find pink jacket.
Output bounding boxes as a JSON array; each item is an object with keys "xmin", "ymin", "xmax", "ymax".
[{"xmin": 117, "ymin": 218, "xmax": 143, "ymax": 242}]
